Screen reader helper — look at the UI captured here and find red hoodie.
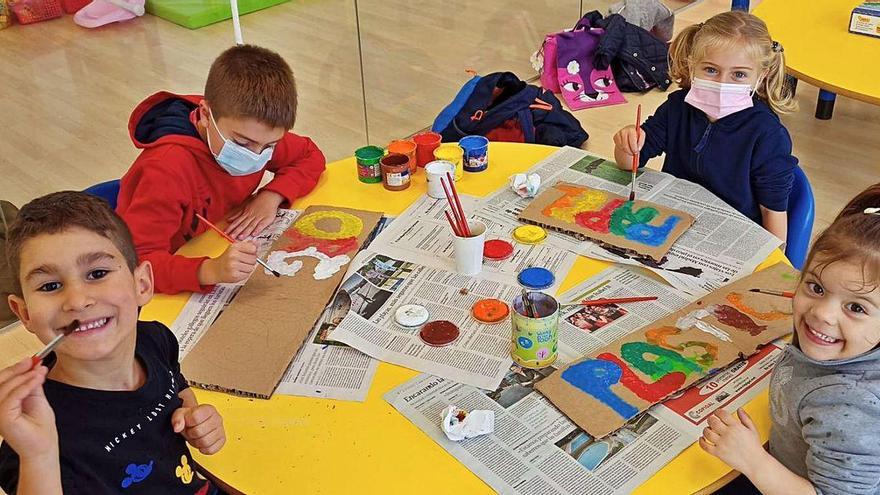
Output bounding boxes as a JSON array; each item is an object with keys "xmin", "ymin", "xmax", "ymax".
[{"xmin": 117, "ymin": 92, "xmax": 326, "ymax": 295}]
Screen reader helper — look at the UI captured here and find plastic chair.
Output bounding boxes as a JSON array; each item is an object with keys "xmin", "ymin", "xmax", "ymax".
[
  {"xmin": 785, "ymin": 166, "xmax": 814, "ymax": 270},
  {"xmin": 83, "ymin": 179, "xmax": 121, "ymax": 211}
]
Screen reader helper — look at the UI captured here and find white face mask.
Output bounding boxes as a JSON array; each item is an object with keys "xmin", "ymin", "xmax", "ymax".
[
  {"xmin": 684, "ymin": 77, "xmax": 760, "ymax": 120},
  {"xmin": 206, "ymin": 110, "xmax": 273, "ymax": 176}
]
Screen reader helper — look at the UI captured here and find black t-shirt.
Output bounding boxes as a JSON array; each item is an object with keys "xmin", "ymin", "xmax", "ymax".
[{"xmin": 0, "ymin": 321, "xmax": 210, "ymax": 495}]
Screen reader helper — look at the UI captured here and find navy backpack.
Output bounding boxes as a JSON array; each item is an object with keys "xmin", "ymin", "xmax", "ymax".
[{"xmin": 432, "ymin": 72, "xmax": 589, "ymax": 147}]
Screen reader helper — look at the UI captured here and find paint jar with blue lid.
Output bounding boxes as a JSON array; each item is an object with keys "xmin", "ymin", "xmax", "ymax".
[
  {"xmin": 511, "ymin": 291, "xmax": 558, "ymax": 369},
  {"xmin": 459, "ymin": 135, "xmax": 489, "ymax": 172},
  {"xmin": 518, "ymin": 267, "xmax": 555, "ymax": 290}
]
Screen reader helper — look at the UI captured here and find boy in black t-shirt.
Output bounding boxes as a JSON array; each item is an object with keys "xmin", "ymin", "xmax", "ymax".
[{"xmin": 0, "ymin": 192, "xmax": 226, "ymax": 494}]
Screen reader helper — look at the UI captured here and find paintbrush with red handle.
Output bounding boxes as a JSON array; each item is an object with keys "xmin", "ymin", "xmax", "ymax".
[
  {"xmin": 446, "ymin": 172, "xmax": 471, "ymax": 237},
  {"xmin": 562, "ymin": 296, "xmax": 658, "ymax": 307},
  {"xmin": 748, "ymin": 288, "xmax": 795, "ymax": 298},
  {"xmin": 31, "ymin": 320, "xmax": 79, "ymax": 369},
  {"xmin": 195, "ymin": 213, "xmax": 281, "ymax": 277},
  {"xmin": 629, "ymin": 104, "xmax": 642, "ymax": 202}
]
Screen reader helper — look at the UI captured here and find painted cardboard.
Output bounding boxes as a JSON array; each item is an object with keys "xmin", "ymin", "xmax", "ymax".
[
  {"xmin": 536, "ymin": 262, "xmax": 798, "ymax": 438},
  {"xmin": 181, "ymin": 206, "xmax": 383, "ymax": 399},
  {"xmin": 518, "ymin": 182, "xmax": 694, "ymax": 262}
]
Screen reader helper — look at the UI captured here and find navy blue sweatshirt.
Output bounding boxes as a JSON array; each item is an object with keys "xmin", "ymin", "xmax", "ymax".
[{"xmin": 639, "ymin": 89, "xmax": 797, "ymax": 225}]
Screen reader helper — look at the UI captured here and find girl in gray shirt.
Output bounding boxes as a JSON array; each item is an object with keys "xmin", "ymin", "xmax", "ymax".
[{"xmin": 701, "ymin": 184, "xmax": 880, "ymax": 495}]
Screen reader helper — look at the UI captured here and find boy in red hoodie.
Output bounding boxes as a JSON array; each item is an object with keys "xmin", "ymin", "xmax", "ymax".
[{"xmin": 118, "ymin": 45, "xmax": 326, "ymax": 295}]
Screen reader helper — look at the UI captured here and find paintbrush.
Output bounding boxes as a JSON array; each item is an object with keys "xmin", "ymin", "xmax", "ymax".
[
  {"xmin": 31, "ymin": 320, "xmax": 79, "ymax": 369},
  {"xmin": 629, "ymin": 104, "xmax": 642, "ymax": 202},
  {"xmin": 521, "ymin": 289, "xmax": 537, "ymax": 318},
  {"xmin": 195, "ymin": 213, "xmax": 281, "ymax": 277},
  {"xmin": 562, "ymin": 296, "xmax": 658, "ymax": 307},
  {"xmin": 748, "ymin": 288, "xmax": 795, "ymax": 298}
]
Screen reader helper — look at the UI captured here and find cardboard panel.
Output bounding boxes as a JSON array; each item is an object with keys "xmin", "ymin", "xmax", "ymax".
[
  {"xmin": 518, "ymin": 182, "xmax": 694, "ymax": 262},
  {"xmin": 181, "ymin": 206, "xmax": 382, "ymax": 398},
  {"xmin": 536, "ymin": 262, "xmax": 798, "ymax": 437}
]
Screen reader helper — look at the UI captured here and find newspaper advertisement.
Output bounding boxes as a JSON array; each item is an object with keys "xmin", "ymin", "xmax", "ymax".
[
  {"xmin": 170, "ymin": 212, "xmax": 393, "ymax": 402},
  {"xmin": 553, "ymin": 266, "xmax": 693, "ymax": 364},
  {"xmin": 383, "ymin": 340, "xmax": 783, "ymax": 494},
  {"xmin": 473, "ymin": 147, "xmax": 782, "ymax": 296},
  {"xmin": 326, "ymin": 250, "xmax": 519, "ymax": 390},
  {"xmin": 368, "ymin": 194, "xmax": 578, "ymax": 295},
  {"xmin": 653, "ymin": 340, "xmax": 785, "ymax": 437}
]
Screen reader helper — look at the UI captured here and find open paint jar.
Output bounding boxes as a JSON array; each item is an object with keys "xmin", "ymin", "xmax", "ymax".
[
  {"xmin": 510, "ymin": 291, "xmax": 559, "ymax": 368},
  {"xmin": 380, "ymin": 152, "xmax": 411, "ymax": 191}
]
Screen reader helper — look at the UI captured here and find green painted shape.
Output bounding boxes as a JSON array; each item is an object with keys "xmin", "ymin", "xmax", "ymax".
[
  {"xmin": 146, "ymin": 0, "xmax": 290, "ymax": 29},
  {"xmin": 620, "ymin": 341, "xmax": 703, "ymax": 380},
  {"xmin": 609, "ymin": 201, "xmax": 659, "ymax": 236}
]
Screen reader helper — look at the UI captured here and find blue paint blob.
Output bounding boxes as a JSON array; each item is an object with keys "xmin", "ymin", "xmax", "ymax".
[
  {"xmin": 562, "ymin": 359, "xmax": 638, "ymax": 419},
  {"xmin": 518, "ymin": 267, "xmax": 555, "ymax": 290},
  {"xmin": 623, "ymin": 216, "xmax": 681, "ymax": 247},
  {"xmin": 518, "ymin": 336, "xmax": 533, "ymax": 349}
]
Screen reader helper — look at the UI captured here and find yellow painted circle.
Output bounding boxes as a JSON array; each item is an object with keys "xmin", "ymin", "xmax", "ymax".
[
  {"xmin": 512, "ymin": 225, "xmax": 547, "ymax": 245},
  {"xmin": 294, "ymin": 210, "xmax": 364, "ymax": 240}
]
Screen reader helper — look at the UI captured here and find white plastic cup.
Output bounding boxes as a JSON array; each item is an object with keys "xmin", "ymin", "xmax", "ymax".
[
  {"xmin": 453, "ymin": 220, "xmax": 487, "ymax": 276},
  {"xmin": 425, "ymin": 160, "xmax": 457, "ymax": 199}
]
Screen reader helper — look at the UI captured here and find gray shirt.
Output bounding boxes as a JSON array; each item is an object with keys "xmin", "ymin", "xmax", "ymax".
[{"xmin": 770, "ymin": 343, "xmax": 880, "ymax": 494}]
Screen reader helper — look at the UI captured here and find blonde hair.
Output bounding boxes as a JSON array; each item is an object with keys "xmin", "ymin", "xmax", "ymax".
[{"xmin": 668, "ymin": 10, "xmax": 797, "ymax": 114}]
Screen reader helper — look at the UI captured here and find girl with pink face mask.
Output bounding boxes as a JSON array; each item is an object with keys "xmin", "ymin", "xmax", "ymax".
[{"xmin": 612, "ymin": 11, "xmax": 798, "ymax": 242}]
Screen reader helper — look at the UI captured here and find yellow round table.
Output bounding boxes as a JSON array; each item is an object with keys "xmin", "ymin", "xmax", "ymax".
[
  {"xmin": 142, "ymin": 142, "xmax": 786, "ymax": 494},
  {"xmin": 754, "ymin": 0, "xmax": 880, "ymax": 119}
]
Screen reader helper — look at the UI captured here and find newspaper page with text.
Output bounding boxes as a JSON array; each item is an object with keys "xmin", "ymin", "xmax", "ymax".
[
  {"xmin": 327, "ymin": 250, "xmax": 520, "ymax": 390},
  {"xmin": 384, "ymin": 340, "xmax": 784, "ymax": 494},
  {"xmin": 369, "ymin": 195, "xmax": 579, "ymax": 295}
]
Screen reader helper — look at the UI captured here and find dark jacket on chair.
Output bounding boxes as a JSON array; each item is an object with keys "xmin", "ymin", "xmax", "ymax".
[{"xmin": 581, "ymin": 11, "xmax": 671, "ymax": 93}]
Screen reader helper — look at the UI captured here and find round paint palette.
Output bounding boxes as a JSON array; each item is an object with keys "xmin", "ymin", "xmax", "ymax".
[
  {"xmin": 483, "ymin": 239, "xmax": 514, "ymax": 261},
  {"xmin": 419, "ymin": 320, "xmax": 460, "ymax": 346},
  {"xmin": 518, "ymin": 267, "xmax": 555, "ymax": 290},
  {"xmin": 471, "ymin": 298, "xmax": 510, "ymax": 324},
  {"xmin": 512, "ymin": 225, "xmax": 547, "ymax": 245},
  {"xmin": 394, "ymin": 304, "xmax": 429, "ymax": 328}
]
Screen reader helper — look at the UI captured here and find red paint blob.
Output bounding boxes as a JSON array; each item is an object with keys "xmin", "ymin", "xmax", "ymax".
[
  {"xmin": 420, "ymin": 320, "xmax": 460, "ymax": 346},
  {"xmin": 284, "ymin": 229, "xmax": 358, "ymax": 257},
  {"xmin": 575, "ymin": 199, "xmax": 625, "ymax": 233},
  {"xmin": 483, "ymin": 239, "xmax": 514, "ymax": 261},
  {"xmin": 598, "ymin": 352, "xmax": 686, "ymax": 402}
]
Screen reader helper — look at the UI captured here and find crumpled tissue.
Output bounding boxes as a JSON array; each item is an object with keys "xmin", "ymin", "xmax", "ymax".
[
  {"xmin": 510, "ymin": 173, "xmax": 541, "ymax": 198},
  {"xmin": 442, "ymin": 405, "xmax": 495, "ymax": 441}
]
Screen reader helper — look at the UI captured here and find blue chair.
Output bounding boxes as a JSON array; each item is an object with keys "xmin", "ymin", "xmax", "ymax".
[
  {"xmin": 83, "ymin": 179, "xmax": 121, "ymax": 210},
  {"xmin": 785, "ymin": 166, "xmax": 814, "ymax": 270}
]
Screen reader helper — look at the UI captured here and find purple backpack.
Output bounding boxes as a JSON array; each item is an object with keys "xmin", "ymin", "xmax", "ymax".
[{"xmin": 554, "ymin": 27, "xmax": 626, "ymax": 110}]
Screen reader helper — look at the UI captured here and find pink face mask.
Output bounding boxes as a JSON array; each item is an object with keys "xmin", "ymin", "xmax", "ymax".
[{"xmin": 684, "ymin": 77, "xmax": 758, "ymax": 120}]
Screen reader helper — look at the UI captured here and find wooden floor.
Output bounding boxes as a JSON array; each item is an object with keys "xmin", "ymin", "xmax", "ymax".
[{"xmin": 0, "ymin": 0, "xmax": 875, "ymax": 236}]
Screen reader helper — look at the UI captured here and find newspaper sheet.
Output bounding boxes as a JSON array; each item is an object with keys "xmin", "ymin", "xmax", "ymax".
[
  {"xmin": 170, "ymin": 212, "xmax": 392, "ymax": 402},
  {"xmin": 326, "ymin": 251, "xmax": 520, "ymax": 390},
  {"xmin": 386, "ymin": 370, "xmax": 693, "ymax": 495},
  {"xmin": 370, "ymin": 194, "xmax": 579, "ymax": 295},
  {"xmin": 383, "ymin": 339, "xmax": 783, "ymax": 494},
  {"xmin": 553, "ymin": 266, "xmax": 693, "ymax": 364},
  {"xmin": 473, "ymin": 147, "xmax": 782, "ymax": 296}
]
